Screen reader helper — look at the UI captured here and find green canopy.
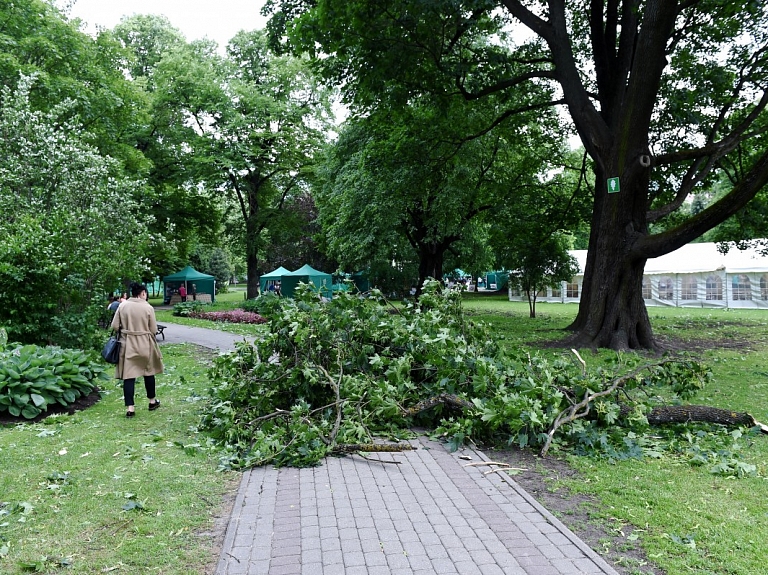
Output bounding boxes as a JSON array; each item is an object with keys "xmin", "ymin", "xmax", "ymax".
[
  {"xmin": 280, "ymin": 264, "xmax": 332, "ymax": 299},
  {"xmin": 162, "ymin": 266, "xmax": 216, "ymax": 303},
  {"xmin": 259, "ymin": 266, "xmax": 291, "ymax": 293}
]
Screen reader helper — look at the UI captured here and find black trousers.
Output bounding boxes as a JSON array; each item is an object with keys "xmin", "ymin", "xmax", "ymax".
[{"xmin": 123, "ymin": 375, "xmax": 156, "ymax": 406}]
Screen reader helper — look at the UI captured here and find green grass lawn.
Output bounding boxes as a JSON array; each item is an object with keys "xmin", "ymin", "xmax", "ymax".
[
  {"xmin": 464, "ymin": 296, "xmax": 768, "ymax": 575},
  {"xmin": 0, "ymin": 345, "xmax": 238, "ymax": 575},
  {"xmin": 3, "ymin": 295, "xmax": 768, "ymax": 574}
]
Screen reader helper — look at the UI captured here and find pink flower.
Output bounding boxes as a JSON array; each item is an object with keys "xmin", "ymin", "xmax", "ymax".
[{"xmin": 189, "ymin": 310, "xmax": 267, "ymax": 324}]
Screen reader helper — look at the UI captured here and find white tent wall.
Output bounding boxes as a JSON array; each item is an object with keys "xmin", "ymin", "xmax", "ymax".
[{"xmin": 507, "ymin": 242, "xmax": 768, "ymax": 309}]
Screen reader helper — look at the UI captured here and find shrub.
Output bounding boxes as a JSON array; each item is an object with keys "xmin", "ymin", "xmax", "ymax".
[
  {"xmin": 172, "ymin": 301, "xmax": 207, "ymax": 317},
  {"xmin": 240, "ymin": 292, "xmax": 283, "ymax": 317},
  {"xmin": 189, "ymin": 310, "xmax": 267, "ymax": 324},
  {"xmin": 0, "ymin": 344, "xmax": 109, "ymax": 419}
]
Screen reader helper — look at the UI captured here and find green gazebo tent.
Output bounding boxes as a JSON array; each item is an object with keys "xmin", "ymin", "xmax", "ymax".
[
  {"xmin": 280, "ymin": 264, "xmax": 333, "ymax": 299},
  {"xmin": 163, "ymin": 266, "xmax": 216, "ymax": 303},
  {"xmin": 259, "ymin": 266, "xmax": 291, "ymax": 294}
]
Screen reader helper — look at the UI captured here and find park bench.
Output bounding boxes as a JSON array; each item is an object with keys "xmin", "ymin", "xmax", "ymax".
[{"xmin": 156, "ymin": 324, "xmax": 166, "ymax": 340}]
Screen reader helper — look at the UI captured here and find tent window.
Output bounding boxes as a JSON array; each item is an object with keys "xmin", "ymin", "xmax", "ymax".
[
  {"xmin": 642, "ymin": 276, "xmax": 652, "ymax": 299},
  {"xmin": 706, "ymin": 275, "xmax": 722, "ymax": 300},
  {"xmin": 551, "ymin": 285, "xmax": 561, "ymax": 298},
  {"xmin": 762, "ymin": 275, "xmax": 768, "ymax": 300},
  {"xmin": 566, "ymin": 280, "xmax": 579, "ymax": 298},
  {"xmin": 658, "ymin": 277, "xmax": 674, "ymax": 300},
  {"xmin": 536, "ymin": 287, "xmax": 547, "ymax": 297},
  {"xmin": 732, "ymin": 274, "xmax": 752, "ymax": 300},
  {"xmin": 681, "ymin": 276, "xmax": 698, "ymax": 300},
  {"xmin": 509, "ymin": 283, "xmax": 520, "ymax": 297}
]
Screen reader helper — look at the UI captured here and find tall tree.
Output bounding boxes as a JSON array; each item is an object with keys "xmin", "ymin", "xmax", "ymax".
[
  {"xmin": 111, "ymin": 16, "xmax": 224, "ymax": 274},
  {"xmin": 1, "ymin": 0, "xmax": 150, "ymax": 170},
  {"xmin": 266, "ymin": 0, "xmax": 768, "ymax": 350},
  {"xmin": 317, "ymin": 97, "xmax": 559, "ymax": 295},
  {"xmin": 209, "ymin": 30, "xmax": 332, "ymax": 298}
]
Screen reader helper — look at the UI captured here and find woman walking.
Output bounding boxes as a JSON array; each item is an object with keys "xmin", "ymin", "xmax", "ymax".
[{"xmin": 111, "ymin": 282, "xmax": 164, "ymax": 417}]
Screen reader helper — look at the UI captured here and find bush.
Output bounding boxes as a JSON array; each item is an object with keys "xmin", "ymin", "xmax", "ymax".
[
  {"xmin": 240, "ymin": 292, "xmax": 284, "ymax": 317},
  {"xmin": 189, "ymin": 310, "xmax": 267, "ymax": 324},
  {"xmin": 0, "ymin": 344, "xmax": 109, "ymax": 419},
  {"xmin": 172, "ymin": 301, "xmax": 207, "ymax": 317}
]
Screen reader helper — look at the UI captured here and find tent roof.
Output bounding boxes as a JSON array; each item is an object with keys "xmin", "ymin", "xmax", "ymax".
[
  {"xmin": 163, "ymin": 266, "xmax": 215, "ymax": 282},
  {"xmin": 261, "ymin": 266, "xmax": 291, "ymax": 279},
  {"xmin": 571, "ymin": 242, "xmax": 768, "ymax": 275},
  {"xmin": 286, "ymin": 264, "xmax": 330, "ymax": 276}
]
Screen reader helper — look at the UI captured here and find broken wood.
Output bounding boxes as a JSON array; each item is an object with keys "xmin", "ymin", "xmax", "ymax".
[
  {"xmin": 403, "ymin": 393, "xmax": 475, "ymax": 417},
  {"xmin": 331, "ymin": 443, "xmax": 415, "ymax": 454},
  {"xmin": 645, "ymin": 405, "xmax": 768, "ymax": 431}
]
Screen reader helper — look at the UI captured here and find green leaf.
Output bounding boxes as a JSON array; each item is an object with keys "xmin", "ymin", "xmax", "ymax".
[{"xmin": 21, "ymin": 404, "xmax": 41, "ymax": 419}]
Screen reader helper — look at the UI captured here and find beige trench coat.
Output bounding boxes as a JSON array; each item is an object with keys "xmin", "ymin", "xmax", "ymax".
[{"xmin": 110, "ymin": 297, "xmax": 164, "ymax": 380}]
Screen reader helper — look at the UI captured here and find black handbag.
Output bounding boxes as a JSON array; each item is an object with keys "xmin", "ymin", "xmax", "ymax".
[
  {"xmin": 102, "ymin": 311, "xmax": 122, "ymax": 364},
  {"xmin": 102, "ymin": 331, "xmax": 121, "ymax": 364}
]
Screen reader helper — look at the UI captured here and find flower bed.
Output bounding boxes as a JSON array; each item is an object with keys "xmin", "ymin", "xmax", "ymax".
[{"xmin": 189, "ymin": 310, "xmax": 267, "ymax": 324}]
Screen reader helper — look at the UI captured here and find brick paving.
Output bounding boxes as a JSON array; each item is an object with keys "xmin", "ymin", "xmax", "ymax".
[{"xmin": 215, "ymin": 437, "xmax": 618, "ymax": 575}]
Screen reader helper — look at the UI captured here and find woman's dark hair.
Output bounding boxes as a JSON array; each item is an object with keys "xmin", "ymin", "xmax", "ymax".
[{"xmin": 130, "ymin": 282, "xmax": 148, "ymax": 297}]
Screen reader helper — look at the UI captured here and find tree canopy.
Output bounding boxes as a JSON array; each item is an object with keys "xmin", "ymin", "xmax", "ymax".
[
  {"xmin": 0, "ymin": 75, "xmax": 150, "ymax": 347},
  {"xmin": 266, "ymin": 0, "xmax": 768, "ymax": 349}
]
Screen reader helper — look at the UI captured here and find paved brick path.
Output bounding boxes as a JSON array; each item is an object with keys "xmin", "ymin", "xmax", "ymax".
[{"xmin": 215, "ymin": 437, "xmax": 618, "ymax": 575}]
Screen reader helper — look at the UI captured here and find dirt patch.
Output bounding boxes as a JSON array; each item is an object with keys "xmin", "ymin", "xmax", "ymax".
[
  {"xmin": 0, "ymin": 388, "xmax": 102, "ymax": 427},
  {"xmin": 486, "ymin": 445, "xmax": 663, "ymax": 575},
  {"xmin": 538, "ymin": 333, "xmax": 755, "ymax": 354}
]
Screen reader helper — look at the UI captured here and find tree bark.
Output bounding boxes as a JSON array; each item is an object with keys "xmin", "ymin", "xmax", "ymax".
[
  {"xmin": 415, "ymin": 242, "xmax": 446, "ymax": 296},
  {"xmin": 566, "ymin": 161, "xmax": 657, "ymax": 350},
  {"xmin": 245, "ymin": 195, "xmax": 261, "ymax": 300},
  {"xmin": 645, "ymin": 405, "xmax": 760, "ymax": 428}
]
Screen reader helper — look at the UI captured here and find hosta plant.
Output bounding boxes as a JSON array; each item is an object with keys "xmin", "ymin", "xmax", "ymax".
[{"xmin": 0, "ymin": 344, "xmax": 109, "ymax": 419}]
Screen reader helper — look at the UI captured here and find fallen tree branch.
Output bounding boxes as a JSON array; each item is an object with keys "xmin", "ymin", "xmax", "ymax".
[
  {"xmin": 643, "ymin": 405, "xmax": 768, "ymax": 431},
  {"xmin": 540, "ymin": 359, "xmax": 687, "ymax": 457},
  {"xmin": 403, "ymin": 393, "xmax": 475, "ymax": 417},
  {"xmin": 332, "ymin": 443, "xmax": 415, "ymax": 454}
]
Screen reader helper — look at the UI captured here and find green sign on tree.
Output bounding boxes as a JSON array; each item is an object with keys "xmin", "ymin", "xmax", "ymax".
[{"xmin": 607, "ymin": 177, "xmax": 620, "ymax": 193}]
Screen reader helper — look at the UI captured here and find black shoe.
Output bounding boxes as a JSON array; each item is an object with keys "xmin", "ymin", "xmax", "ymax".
[
  {"xmin": 148, "ymin": 400, "xmax": 161, "ymax": 411},
  {"xmin": 126, "ymin": 410, "xmax": 135, "ymax": 418}
]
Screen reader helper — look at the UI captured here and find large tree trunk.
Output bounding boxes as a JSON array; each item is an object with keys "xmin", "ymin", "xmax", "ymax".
[
  {"xmin": 566, "ymin": 157, "xmax": 657, "ymax": 350},
  {"xmin": 415, "ymin": 243, "xmax": 445, "ymax": 296},
  {"xmin": 245, "ymin": 213, "xmax": 260, "ymax": 300}
]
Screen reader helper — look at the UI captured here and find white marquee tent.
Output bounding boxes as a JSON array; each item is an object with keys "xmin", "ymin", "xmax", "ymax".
[{"xmin": 508, "ymin": 242, "xmax": 768, "ymax": 309}]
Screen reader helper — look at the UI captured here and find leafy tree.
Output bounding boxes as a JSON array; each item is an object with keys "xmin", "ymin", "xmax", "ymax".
[
  {"xmin": 110, "ymin": 16, "xmax": 224, "ymax": 275},
  {"xmin": 317, "ymin": 96, "xmax": 564, "ymax": 296},
  {"xmin": 0, "ymin": 76, "xmax": 150, "ymax": 347},
  {"xmin": 150, "ymin": 29, "xmax": 331, "ymax": 298},
  {"xmin": 205, "ymin": 248, "xmax": 234, "ymax": 293},
  {"xmin": 262, "ymin": 190, "xmax": 337, "ymax": 274},
  {"xmin": 0, "ymin": 0, "xmax": 152, "ymax": 172},
  {"xmin": 266, "ymin": 0, "xmax": 768, "ymax": 350},
  {"xmin": 504, "ymin": 231, "xmax": 578, "ymax": 318}
]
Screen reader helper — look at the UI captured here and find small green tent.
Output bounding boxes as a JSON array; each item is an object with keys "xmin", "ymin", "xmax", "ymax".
[
  {"xmin": 163, "ymin": 266, "xmax": 216, "ymax": 303},
  {"xmin": 351, "ymin": 270, "xmax": 370, "ymax": 292},
  {"xmin": 280, "ymin": 264, "xmax": 333, "ymax": 299},
  {"xmin": 259, "ymin": 266, "xmax": 291, "ymax": 294}
]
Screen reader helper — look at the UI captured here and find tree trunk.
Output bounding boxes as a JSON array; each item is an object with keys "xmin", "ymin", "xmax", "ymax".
[
  {"xmin": 246, "ymin": 214, "xmax": 260, "ymax": 300},
  {"xmin": 566, "ymin": 163, "xmax": 657, "ymax": 350},
  {"xmin": 525, "ymin": 290, "xmax": 536, "ymax": 318},
  {"xmin": 415, "ymin": 243, "xmax": 445, "ymax": 296}
]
